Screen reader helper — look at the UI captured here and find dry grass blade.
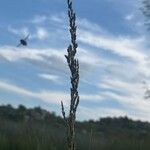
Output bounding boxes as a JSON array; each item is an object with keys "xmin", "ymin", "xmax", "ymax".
[{"xmin": 61, "ymin": 0, "xmax": 79, "ymax": 150}]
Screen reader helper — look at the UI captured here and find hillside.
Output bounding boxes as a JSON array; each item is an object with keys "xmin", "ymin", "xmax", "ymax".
[{"xmin": 0, "ymin": 104, "xmax": 150, "ymax": 150}]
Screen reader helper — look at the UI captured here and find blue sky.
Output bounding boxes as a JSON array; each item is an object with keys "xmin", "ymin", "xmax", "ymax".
[{"xmin": 0, "ymin": 0, "xmax": 150, "ymax": 121}]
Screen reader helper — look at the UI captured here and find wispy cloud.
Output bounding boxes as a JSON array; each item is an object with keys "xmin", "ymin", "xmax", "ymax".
[
  {"xmin": 0, "ymin": 80, "xmax": 104, "ymax": 104},
  {"xmin": 125, "ymin": 14, "xmax": 134, "ymax": 21},
  {"xmin": 8, "ymin": 26, "xmax": 29, "ymax": 37},
  {"xmin": 78, "ymin": 106, "xmax": 126, "ymax": 121},
  {"xmin": 78, "ymin": 104, "xmax": 150, "ymax": 122},
  {"xmin": 34, "ymin": 27, "xmax": 49, "ymax": 40},
  {"xmin": 38, "ymin": 73, "xmax": 60, "ymax": 83},
  {"xmin": 50, "ymin": 14, "xmax": 65, "ymax": 23},
  {"xmin": 0, "ymin": 46, "xmax": 102, "ymax": 78},
  {"xmin": 0, "ymin": 80, "xmax": 68, "ymax": 104},
  {"xmin": 78, "ymin": 29, "xmax": 146, "ymax": 63},
  {"xmin": 100, "ymin": 78, "xmax": 144, "ymax": 96},
  {"xmin": 0, "ymin": 46, "xmax": 64, "ymax": 62},
  {"xmin": 30, "ymin": 13, "xmax": 65, "ymax": 25},
  {"xmin": 31, "ymin": 15, "xmax": 47, "ymax": 24},
  {"xmin": 8, "ymin": 25, "xmax": 49, "ymax": 41}
]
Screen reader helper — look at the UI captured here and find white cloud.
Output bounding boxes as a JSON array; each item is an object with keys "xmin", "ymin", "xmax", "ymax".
[
  {"xmin": 0, "ymin": 46, "xmax": 102, "ymax": 78},
  {"xmin": 77, "ymin": 18, "xmax": 107, "ymax": 34},
  {"xmin": 77, "ymin": 21, "xmax": 150, "ymax": 81},
  {"xmin": 0, "ymin": 46, "xmax": 65, "ymax": 62},
  {"xmin": 80, "ymin": 94, "xmax": 103, "ymax": 102},
  {"xmin": 35, "ymin": 27, "xmax": 49, "ymax": 40},
  {"xmin": 125, "ymin": 14, "xmax": 134, "ymax": 21},
  {"xmin": 0, "ymin": 80, "xmax": 104, "ymax": 104},
  {"xmin": 77, "ymin": 106, "xmax": 126, "ymax": 121},
  {"xmin": 77, "ymin": 48, "xmax": 101, "ymax": 66},
  {"xmin": 31, "ymin": 14, "xmax": 65, "ymax": 24},
  {"xmin": 50, "ymin": 14, "xmax": 64, "ymax": 23},
  {"xmin": 136, "ymin": 22, "xmax": 144, "ymax": 27},
  {"xmin": 101, "ymin": 90, "xmax": 150, "ymax": 120},
  {"xmin": 38, "ymin": 73, "xmax": 60, "ymax": 83},
  {"xmin": 100, "ymin": 78, "xmax": 144, "ymax": 96},
  {"xmin": 8, "ymin": 26, "xmax": 29, "ymax": 37},
  {"xmin": 0, "ymin": 80, "xmax": 68, "ymax": 104},
  {"xmin": 31, "ymin": 15, "xmax": 47, "ymax": 24},
  {"xmin": 78, "ymin": 29, "xmax": 146, "ymax": 63},
  {"xmin": 77, "ymin": 104, "xmax": 150, "ymax": 122},
  {"xmin": 8, "ymin": 26, "xmax": 49, "ymax": 41}
]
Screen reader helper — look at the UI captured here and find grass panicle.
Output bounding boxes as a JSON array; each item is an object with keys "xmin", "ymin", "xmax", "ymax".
[{"xmin": 61, "ymin": 0, "xmax": 79, "ymax": 150}]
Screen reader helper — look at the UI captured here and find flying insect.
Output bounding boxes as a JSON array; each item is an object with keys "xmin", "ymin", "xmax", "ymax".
[{"xmin": 17, "ymin": 34, "xmax": 30, "ymax": 47}]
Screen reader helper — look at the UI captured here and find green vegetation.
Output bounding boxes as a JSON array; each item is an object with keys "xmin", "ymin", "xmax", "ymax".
[{"xmin": 0, "ymin": 104, "xmax": 150, "ymax": 150}]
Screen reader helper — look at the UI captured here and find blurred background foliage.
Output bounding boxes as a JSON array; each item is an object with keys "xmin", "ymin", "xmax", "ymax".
[{"xmin": 0, "ymin": 104, "xmax": 150, "ymax": 150}]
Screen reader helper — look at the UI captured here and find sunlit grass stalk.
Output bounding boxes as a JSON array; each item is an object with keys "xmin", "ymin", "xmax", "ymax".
[{"xmin": 61, "ymin": 0, "xmax": 79, "ymax": 150}]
